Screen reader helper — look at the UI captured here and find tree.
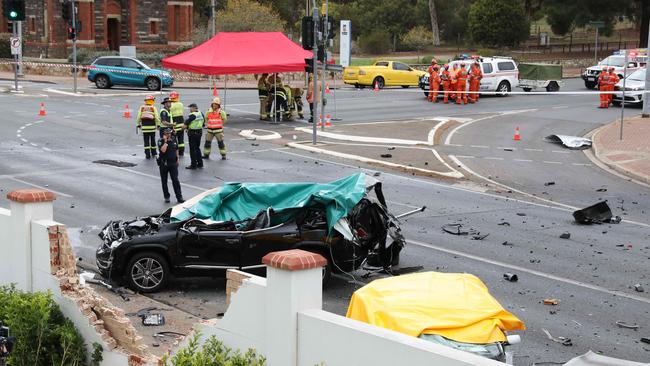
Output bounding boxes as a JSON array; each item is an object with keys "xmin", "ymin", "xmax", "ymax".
[
  {"xmin": 428, "ymin": 0, "xmax": 440, "ymax": 45},
  {"xmin": 401, "ymin": 26, "xmax": 433, "ymax": 61},
  {"xmin": 216, "ymin": 0, "xmax": 286, "ymax": 32},
  {"xmin": 468, "ymin": 0, "xmax": 530, "ymax": 47}
]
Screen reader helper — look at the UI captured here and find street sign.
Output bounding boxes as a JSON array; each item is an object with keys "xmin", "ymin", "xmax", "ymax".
[
  {"xmin": 339, "ymin": 20, "xmax": 351, "ymax": 67},
  {"xmin": 10, "ymin": 36, "xmax": 21, "ymax": 55},
  {"xmin": 589, "ymin": 21, "xmax": 605, "ymax": 29}
]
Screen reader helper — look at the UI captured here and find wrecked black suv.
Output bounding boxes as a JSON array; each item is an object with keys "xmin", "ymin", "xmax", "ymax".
[{"xmin": 96, "ymin": 174, "xmax": 406, "ymax": 293}]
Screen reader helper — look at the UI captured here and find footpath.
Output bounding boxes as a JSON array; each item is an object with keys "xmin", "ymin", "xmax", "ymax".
[{"xmin": 590, "ymin": 116, "xmax": 650, "ymax": 185}]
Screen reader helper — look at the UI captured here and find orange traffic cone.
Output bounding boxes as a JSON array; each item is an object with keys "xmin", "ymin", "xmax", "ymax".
[
  {"xmin": 38, "ymin": 102, "xmax": 47, "ymax": 116},
  {"xmin": 212, "ymin": 81, "xmax": 218, "ymax": 97},
  {"xmin": 513, "ymin": 126, "xmax": 521, "ymax": 141},
  {"xmin": 325, "ymin": 83, "xmax": 331, "ymax": 94},
  {"xmin": 317, "ymin": 114, "xmax": 323, "ymax": 127},
  {"xmin": 123, "ymin": 104, "xmax": 132, "ymax": 119},
  {"xmin": 373, "ymin": 81, "xmax": 380, "ymax": 92},
  {"xmin": 325, "ymin": 113, "xmax": 332, "ymax": 127}
]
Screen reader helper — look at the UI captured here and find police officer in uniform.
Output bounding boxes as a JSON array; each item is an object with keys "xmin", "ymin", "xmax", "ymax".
[
  {"xmin": 136, "ymin": 95, "xmax": 160, "ymax": 158},
  {"xmin": 183, "ymin": 103, "xmax": 205, "ymax": 169},
  {"xmin": 169, "ymin": 91, "xmax": 185, "ymax": 156},
  {"xmin": 159, "ymin": 97, "xmax": 174, "ymax": 138},
  {"xmin": 158, "ymin": 128, "xmax": 184, "ymax": 203}
]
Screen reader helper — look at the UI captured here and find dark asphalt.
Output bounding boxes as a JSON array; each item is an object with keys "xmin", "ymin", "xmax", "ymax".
[{"xmin": 0, "ymin": 78, "xmax": 649, "ymax": 364}]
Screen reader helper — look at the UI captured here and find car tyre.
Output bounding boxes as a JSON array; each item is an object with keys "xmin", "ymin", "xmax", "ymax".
[
  {"xmin": 546, "ymin": 81, "xmax": 560, "ymax": 92},
  {"xmin": 423, "ymin": 90, "xmax": 429, "ymax": 98},
  {"xmin": 584, "ymin": 81, "xmax": 597, "ymax": 90},
  {"xmin": 612, "ymin": 101, "xmax": 622, "ymax": 107},
  {"xmin": 401, "ymin": 85, "xmax": 410, "ymax": 88},
  {"xmin": 95, "ymin": 74, "xmax": 111, "ymax": 89},
  {"xmin": 125, "ymin": 251, "xmax": 169, "ymax": 293},
  {"xmin": 146, "ymin": 77, "xmax": 161, "ymax": 91},
  {"xmin": 522, "ymin": 87, "xmax": 532, "ymax": 92},
  {"xmin": 373, "ymin": 76, "xmax": 385, "ymax": 89},
  {"xmin": 497, "ymin": 81, "xmax": 511, "ymax": 96}
]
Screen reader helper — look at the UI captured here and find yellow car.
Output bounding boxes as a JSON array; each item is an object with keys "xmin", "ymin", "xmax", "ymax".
[{"xmin": 343, "ymin": 60, "xmax": 427, "ymax": 89}]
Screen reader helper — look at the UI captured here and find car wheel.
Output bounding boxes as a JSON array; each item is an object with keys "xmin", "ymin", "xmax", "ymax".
[
  {"xmin": 423, "ymin": 90, "xmax": 430, "ymax": 98},
  {"xmin": 584, "ymin": 81, "xmax": 597, "ymax": 90},
  {"xmin": 546, "ymin": 81, "xmax": 560, "ymax": 92},
  {"xmin": 373, "ymin": 76, "xmax": 385, "ymax": 89},
  {"xmin": 95, "ymin": 74, "xmax": 110, "ymax": 89},
  {"xmin": 354, "ymin": 83, "xmax": 364, "ymax": 89},
  {"xmin": 126, "ymin": 251, "xmax": 169, "ymax": 293},
  {"xmin": 497, "ymin": 81, "xmax": 511, "ymax": 96},
  {"xmin": 612, "ymin": 101, "xmax": 622, "ymax": 107},
  {"xmin": 401, "ymin": 85, "xmax": 410, "ymax": 88},
  {"xmin": 522, "ymin": 87, "xmax": 532, "ymax": 92},
  {"xmin": 146, "ymin": 77, "xmax": 161, "ymax": 91}
]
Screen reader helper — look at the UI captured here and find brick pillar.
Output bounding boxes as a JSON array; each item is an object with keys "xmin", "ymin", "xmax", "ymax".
[
  {"xmin": 5, "ymin": 189, "xmax": 56, "ymax": 291},
  {"xmin": 262, "ymin": 249, "xmax": 326, "ymax": 366}
]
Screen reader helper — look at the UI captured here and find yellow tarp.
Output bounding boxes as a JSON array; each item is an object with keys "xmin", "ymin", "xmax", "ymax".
[{"xmin": 346, "ymin": 272, "xmax": 525, "ymax": 344}]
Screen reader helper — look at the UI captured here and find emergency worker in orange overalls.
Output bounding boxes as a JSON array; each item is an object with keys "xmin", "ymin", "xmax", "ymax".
[
  {"xmin": 468, "ymin": 62, "xmax": 483, "ymax": 103},
  {"xmin": 598, "ymin": 67, "xmax": 610, "ymax": 108},
  {"xmin": 429, "ymin": 66, "xmax": 441, "ymax": 103},
  {"xmin": 456, "ymin": 63, "xmax": 469, "ymax": 105},
  {"xmin": 607, "ymin": 67, "xmax": 619, "ymax": 106},
  {"xmin": 203, "ymin": 97, "xmax": 228, "ymax": 160},
  {"xmin": 449, "ymin": 64, "xmax": 459, "ymax": 101},
  {"xmin": 441, "ymin": 64, "xmax": 451, "ymax": 104},
  {"xmin": 427, "ymin": 60, "xmax": 438, "ymax": 101}
]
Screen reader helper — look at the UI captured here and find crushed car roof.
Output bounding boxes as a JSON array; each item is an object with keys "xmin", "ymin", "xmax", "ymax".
[
  {"xmin": 346, "ymin": 271, "xmax": 525, "ymax": 344},
  {"xmin": 170, "ymin": 173, "xmax": 374, "ymax": 232}
]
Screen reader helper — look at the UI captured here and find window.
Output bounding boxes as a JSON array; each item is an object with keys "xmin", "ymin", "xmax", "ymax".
[
  {"xmin": 122, "ymin": 59, "xmax": 141, "ymax": 69},
  {"xmin": 98, "ymin": 58, "xmax": 122, "ymax": 67},
  {"xmin": 149, "ymin": 20, "xmax": 158, "ymax": 35},
  {"xmin": 28, "ymin": 16, "xmax": 36, "ymax": 34},
  {"xmin": 393, "ymin": 62, "xmax": 411, "ymax": 71},
  {"xmin": 497, "ymin": 61, "xmax": 516, "ymax": 71},
  {"xmin": 482, "ymin": 63, "xmax": 493, "ymax": 74},
  {"xmin": 376, "ymin": 61, "xmax": 389, "ymax": 67}
]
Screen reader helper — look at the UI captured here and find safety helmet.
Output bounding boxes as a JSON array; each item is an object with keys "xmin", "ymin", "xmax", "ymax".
[
  {"xmin": 162, "ymin": 127, "xmax": 173, "ymax": 134},
  {"xmin": 444, "ymin": 63, "xmax": 449, "ymax": 68},
  {"xmin": 145, "ymin": 95, "xmax": 155, "ymax": 101},
  {"xmin": 169, "ymin": 91, "xmax": 179, "ymax": 100},
  {"xmin": 602, "ymin": 67, "xmax": 608, "ymax": 71},
  {"xmin": 460, "ymin": 62, "xmax": 466, "ymax": 66},
  {"xmin": 431, "ymin": 60, "xmax": 436, "ymax": 65},
  {"xmin": 609, "ymin": 67, "xmax": 616, "ymax": 72},
  {"xmin": 212, "ymin": 97, "xmax": 221, "ymax": 105}
]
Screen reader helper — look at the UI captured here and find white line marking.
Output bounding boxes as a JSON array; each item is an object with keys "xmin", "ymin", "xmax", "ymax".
[
  {"xmin": 571, "ymin": 163, "xmax": 592, "ymax": 166},
  {"xmin": 524, "ymin": 148, "xmax": 543, "ymax": 152},
  {"xmin": 409, "ymin": 239, "xmax": 650, "ymax": 305},
  {"xmin": 25, "ymin": 123, "xmax": 33, "ymax": 127},
  {"xmin": 19, "ymin": 126, "xmax": 25, "ymax": 130},
  {"xmin": 428, "ymin": 120, "xmax": 448, "ymax": 145},
  {"xmin": 551, "ymin": 150, "xmax": 571, "ymax": 154},
  {"xmin": 20, "ymin": 138, "xmax": 27, "ymax": 143},
  {"xmin": 294, "ymin": 127, "xmax": 429, "ymax": 146},
  {"xmin": 42, "ymin": 147, "xmax": 52, "ymax": 151},
  {"xmin": 552, "ymin": 106, "xmax": 569, "ymax": 109},
  {"xmin": 16, "ymin": 134, "xmax": 21, "ymax": 138},
  {"xmin": 497, "ymin": 147, "xmax": 516, "ymax": 150},
  {"xmin": 543, "ymin": 161, "xmax": 563, "ymax": 164},
  {"xmin": 484, "ymin": 157, "xmax": 504, "ymax": 160},
  {"xmin": 444, "ymin": 109, "xmax": 537, "ymax": 145},
  {"xmin": 30, "ymin": 143, "xmax": 38, "ymax": 147},
  {"xmin": 514, "ymin": 159, "xmax": 533, "ymax": 162},
  {"xmin": 447, "ymin": 144, "xmax": 464, "ymax": 147},
  {"xmin": 455, "ymin": 155, "xmax": 475, "ymax": 159},
  {"xmin": 227, "ymin": 107, "xmax": 259, "ymax": 116},
  {"xmin": 470, "ymin": 145, "xmax": 489, "ymax": 148},
  {"xmin": 9, "ymin": 177, "xmax": 73, "ymax": 198}
]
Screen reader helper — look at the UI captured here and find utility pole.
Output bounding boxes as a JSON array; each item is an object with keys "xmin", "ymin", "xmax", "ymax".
[
  {"xmin": 642, "ymin": 21, "xmax": 650, "ymax": 117},
  {"xmin": 311, "ymin": 1, "xmax": 319, "ymax": 145},
  {"xmin": 620, "ymin": 50, "xmax": 629, "ymax": 140},
  {"xmin": 320, "ymin": 0, "xmax": 328, "ymax": 132},
  {"xmin": 16, "ymin": 21, "xmax": 23, "ymax": 76},
  {"xmin": 211, "ymin": 0, "xmax": 216, "ymax": 36},
  {"xmin": 72, "ymin": 0, "xmax": 77, "ymax": 93},
  {"xmin": 12, "ymin": 21, "xmax": 18, "ymax": 91}
]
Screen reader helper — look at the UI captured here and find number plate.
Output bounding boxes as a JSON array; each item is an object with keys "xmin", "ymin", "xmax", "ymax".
[{"xmin": 587, "ymin": 77, "xmax": 595, "ymax": 81}]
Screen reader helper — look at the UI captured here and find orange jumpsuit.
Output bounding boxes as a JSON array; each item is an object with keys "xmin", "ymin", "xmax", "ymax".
[
  {"xmin": 449, "ymin": 67, "xmax": 459, "ymax": 100},
  {"xmin": 429, "ymin": 70, "xmax": 441, "ymax": 102},
  {"xmin": 456, "ymin": 68, "xmax": 468, "ymax": 105},
  {"xmin": 441, "ymin": 69, "xmax": 451, "ymax": 104},
  {"xmin": 607, "ymin": 71, "xmax": 619, "ymax": 104},
  {"xmin": 427, "ymin": 65, "xmax": 437, "ymax": 101},
  {"xmin": 598, "ymin": 72, "xmax": 610, "ymax": 108},
  {"xmin": 468, "ymin": 65, "xmax": 483, "ymax": 103}
]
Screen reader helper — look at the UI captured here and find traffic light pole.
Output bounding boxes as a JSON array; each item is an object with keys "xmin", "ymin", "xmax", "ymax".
[
  {"xmin": 320, "ymin": 0, "xmax": 328, "ymax": 132},
  {"xmin": 311, "ymin": 3, "xmax": 319, "ymax": 145},
  {"xmin": 71, "ymin": 0, "xmax": 77, "ymax": 93},
  {"xmin": 12, "ymin": 21, "xmax": 18, "ymax": 91}
]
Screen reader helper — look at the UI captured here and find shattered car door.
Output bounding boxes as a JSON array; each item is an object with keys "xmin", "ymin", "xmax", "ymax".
[
  {"xmin": 177, "ymin": 225, "xmax": 243, "ymax": 268},
  {"xmin": 240, "ymin": 221, "xmax": 302, "ymax": 268}
]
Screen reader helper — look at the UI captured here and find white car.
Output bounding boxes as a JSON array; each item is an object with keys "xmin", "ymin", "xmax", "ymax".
[
  {"xmin": 582, "ymin": 54, "xmax": 644, "ymax": 89},
  {"xmin": 419, "ymin": 56, "xmax": 519, "ymax": 97},
  {"xmin": 612, "ymin": 68, "xmax": 646, "ymax": 106}
]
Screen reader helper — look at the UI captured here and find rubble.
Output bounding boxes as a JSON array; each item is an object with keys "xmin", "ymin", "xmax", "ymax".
[
  {"xmin": 573, "ymin": 201, "xmax": 621, "ymax": 224},
  {"xmin": 543, "ymin": 298, "xmax": 559, "ymax": 305},
  {"xmin": 541, "ymin": 328, "xmax": 572, "ymax": 346},
  {"xmin": 559, "ymin": 232, "xmax": 571, "ymax": 239},
  {"xmin": 503, "ymin": 273, "xmax": 518, "ymax": 282}
]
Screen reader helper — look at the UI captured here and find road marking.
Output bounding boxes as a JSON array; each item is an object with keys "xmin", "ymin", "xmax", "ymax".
[
  {"xmin": 20, "ymin": 138, "xmax": 27, "ymax": 143},
  {"xmin": 497, "ymin": 147, "xmax": 516, "ymax": 150},
  {"xmin": 227, "ymin": 107, "xmax": 259, "ymax": 116},
  {"xmin": 101, "ymin": 165, "xmax": 209, "ymax": 191},
  {"xmin": 9, "ymin": 177, "xmax": 73, "ymax": 198},
  {"xmin": 571, "ymin": 163, "xmax": 592, "ymax": 166},
  {"xmin": 408, "ymin": 239, "xmax": 650, "ymax": 305},
  {"xmin": 29, "ymin": 143, "xmax": 37, "ymax": 147},
  {"xmin": 551, "ymin": 150, "xmax": 571, "ymax": 154},
  {"xmin": 42, "ymin": 147, "xmax": 51, "ymax": 151},
  {"xmin": 543, "ymin": 161, "xmax": 563, "ymax": 164},
  {"xmin": 524, "ymin": 148, "xmax": 543, "ymax": 152},
  {"xmin": 455, "ymin": 155, "xmax": 475, "ymax": 159},
  {"xmin": 428, "ymin": 120, "xmax": 448, "ymax": 145},
  {"xmin": 16, "ymin": 134, "xmax": 21, "ymax": 138},
  {"xmin": 514, "ymin": 159, "xmax": 533, "ymax": 162},
  {"xmin": 484, "ymin": 157, "xmax": 504, "ymax": 160},
  {"xmin": 18, "ymin": 126, "xmax": 25, "ymax": 130},
  {"xmin": 447, "ymin": 144, "xmax": 464, "ymax": 147},
  {"xmin": 470, "ymin": 145, "xmax": 489, "ymax": 149},
  {"xmin": 552, "ymin": 105, "xmax": 569, "ymax": 109},
  {"xmin": 444, "ymin": 109, "xmax": 538, "ymax": 145},
  {"xmin": 294, "ymin": 127, "xmax": 429, "ymax": 146}
]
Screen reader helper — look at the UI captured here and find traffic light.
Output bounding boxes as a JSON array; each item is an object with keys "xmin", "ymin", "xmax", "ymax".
[
  {"xmin": 67, "ymin": 25, "xmax": 76, "ymax": 40},
  {"xmin": 304, "ymin": 57, "xmax": 314, "ymax": 73},
  {"xmin": 2, "ymin": 0, "xmax": 25, "ymax": 21},
  {"xmin": 301, "ymin": 16, "xmax": 314, "ymax": 50},
  {"xmin": 62, "ymin": 0, "xmax": 71, "ymax": 22},
  {"xmin": 321, "ymin": 17, "xmax": 336, "ymax": 40}
]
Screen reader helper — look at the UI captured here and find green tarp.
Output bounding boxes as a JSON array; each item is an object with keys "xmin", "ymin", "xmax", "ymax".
[
  {"xmin": 518, "ymin": 63, "xmax": 562, "ymax": 80},
  {"xmin": 171, "ymin": 173, "xmax": 368, "ymax": 232}
]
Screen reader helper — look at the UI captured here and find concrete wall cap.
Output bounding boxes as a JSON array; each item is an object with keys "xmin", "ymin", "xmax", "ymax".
[
  {"xmin": 262, "ymin": 249, "xmax": 327, "ymax": 271},
  {"xmin": 7, "ymin": 189, "xmax": 56, "ymax": 203}
]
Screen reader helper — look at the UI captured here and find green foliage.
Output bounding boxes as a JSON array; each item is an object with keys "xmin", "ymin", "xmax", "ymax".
[
  {"xmin": 400, "ymin": 26, "xmax": 433, "ymax": 51},
  {"xmin": 358, "ymin": 29, "xmax": 392, "ymax": 54},
  {"xmin": 216, "ymin": 0, "xmax": 285, "ymax": 32},
  {"xmin": 0, "ymin": 285, "xmax": 87, "ymax": 366},
  {"xmin": 542, "ymin": 0, "xmax": 626, "ymax": 36},
  {"xmin": 162, "ymin": 332, "xmax": 266, "ymax": 366},
  {"xmin": 0, "ymin": 33, "xmax": 12, "ymax": 58},
  {"xmin": 90, "ymin": 342, "xmax": 103, "ymax": 366},
  {"xmin": 436, "ymin": 0, "xmax": 474, "ymax": 43},
  {"xmin": 69, "ymin": 49, "xmax": 118, "ymax": 65},
  {"xmin": 468, "ymin": 0, "xmax": 530, "ymax": 47}
]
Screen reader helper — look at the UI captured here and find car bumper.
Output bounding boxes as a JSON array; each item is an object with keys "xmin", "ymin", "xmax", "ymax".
[{"xmin": 613, "ymin": 91, "xmax": 643, "ymax": 104}]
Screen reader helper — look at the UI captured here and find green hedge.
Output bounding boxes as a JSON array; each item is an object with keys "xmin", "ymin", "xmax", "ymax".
[{"xmin": 162, "ymin": 331, "xmax": 266, "ymax": 366}]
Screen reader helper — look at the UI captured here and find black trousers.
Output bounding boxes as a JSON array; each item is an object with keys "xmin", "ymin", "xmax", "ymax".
[
  {"xmin": 187, "ymin": 130, "xmax": 203, "ymax": 167},
  {"xmin": 159, "ymin": 162, "xmax": 182, "ymax": 200},
  {"xmin": 175, "ymin": 130, "xmax": 185, "ymax": 155},
  {"xmin": 143, "ymin": 132, "xmax": 157, "ymax": 157}
]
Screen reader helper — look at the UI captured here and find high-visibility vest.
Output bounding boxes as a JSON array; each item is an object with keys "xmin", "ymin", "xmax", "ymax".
[
  {"xmin": 138, "ymin": 105, "xmax": 157, "ymax": 132},
  {"xmin": 206, "ymin": 109, "xmax": 224, "ymax": 130},
  {"xmin": 188, "ymin": 111, "xmax": 205, "ymax": 130},
  {"xmin": 170, "ymin": 101, "xmax": 184, "ymax": 130}
]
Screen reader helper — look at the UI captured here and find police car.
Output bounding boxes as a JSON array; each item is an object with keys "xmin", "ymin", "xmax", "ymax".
[
  {"xmin": 419, "ymin": 56, "xmax": 519, "ymax": 98},
  {"xmin": 581, "ymin": 49, "xmax": 647, "ymax": 89}
]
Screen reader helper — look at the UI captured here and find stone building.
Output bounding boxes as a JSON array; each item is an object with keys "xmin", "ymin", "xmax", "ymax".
[{"xmin": 0, "ymin": 0, "xmax": 194, "ymax": 58}]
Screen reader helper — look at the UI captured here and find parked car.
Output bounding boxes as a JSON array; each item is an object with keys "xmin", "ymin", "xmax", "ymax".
[
  {"xmin": 518, "ymin": 63, "xmax": 563, "ymax": 92},
  {"xmin": 96, "ymin": 174, "xmax": 408, "ymax": 293},
  {"xmin": 418, "ymin": 56, "xmax": 519, "ymax": 98},
  {"xmin": 581, "ymin": 50, "xmax": 646, "ymax": 89},
  {"xmin": 612, "ymin": 67, "xmax": 646, "ymax": 107},
  {"xmin": 87, "ymin": 56, "xmax": 173, "ymax": 90},
  {"xmin": 343, "ymin": 61, "xmax": 427, "ymax": 89},
  {"xmin": 347, "ymin": 271, "xmax": 525, "ymax": 363}
]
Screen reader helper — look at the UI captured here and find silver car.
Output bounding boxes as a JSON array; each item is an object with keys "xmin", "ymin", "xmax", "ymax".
[{"xmin": 613, "ymin": 68, "xmax": 646, "ymax": 106}]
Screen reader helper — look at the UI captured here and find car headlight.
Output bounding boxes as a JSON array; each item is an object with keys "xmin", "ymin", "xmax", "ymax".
[{"xmin": 633, "ymin": 87, "xmax": 641, "ymax": 91}]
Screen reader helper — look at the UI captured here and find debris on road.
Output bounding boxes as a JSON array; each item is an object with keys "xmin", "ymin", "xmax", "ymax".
[
  {"xmin": 93, "ymin": 159, "xmax": 137, "ymax": 167},
  {"xmin": 615, "ymin": 321, "xmax": 639, "ymax": 330},
  {"xmin": 559, "ymin": 232, "xmax": 571, "ymax": 239},
  {"xmin": 545, "ymin": 134, "xmax": 592, "ymax": 150},
  {"xmin": 541, "ymin": 328, "xmax": 572, "ymax": 346},
  {"xmin": 502, "ymin": 241, "xmax": 514, "ymax": 246},
  {"xmin": 498, "ymin": 222, "xmax": 510, "ymax": 226},
  {"xmin": 543, "ymin": 298, "xmax": 559, "ymax": 305},
  {"xmin": 596, "ymin": 188, "xmax": 608, "ymax": 192},
  {"xmin": 142, "ymin": 313, "xmax": 165, "ymax": 326},
  {"xmin": 634, "ymin": 284, "xmax": 645, "ymax": 293},
  {"xmin": 573, "ymin": 201, "xmax": 621, "ymax": 224},
  {"xmin": 471, "ymin": 233, "xmax": 489, "ymax": 240},
  {"xmin": 387, "ymin": 147, "xmax": 396, "ymax": 151},
  {"xmin": 380, "ymin": 153, "xmax": 393, "ymax": 158},
  {"xmin": 153, "ymin": 331, "xmax": 187, "ymax": 339},
  {"xmin": 503, "ymin": 148, "xmax": 514, "ymax": 152},
  {"xmin": 516, "ymin": 213, "xmax": 527, "ymax": 216},
  {"xmin": 544, "ymin": 181, "xmax": 556, "ymax": 186},
  {"xmin": 442, "ymin": 223, "xmax": 469, "ymax": 236},
  {"xmin": 503, "ymin": 273, "xmax": 518, "ymax": 282},
  {"xmin": 641, "ymin": 337, "xmax": 650, "ymax": 344}
]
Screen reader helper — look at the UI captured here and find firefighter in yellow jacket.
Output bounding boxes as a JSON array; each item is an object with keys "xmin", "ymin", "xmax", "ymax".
[
  {"xmin": 136, "ymin": 95, "xmax": 161, "ymax": 159},
  {"xmin": 169, "ymin": 91, "xmax": 185, "ymax": 156},
  {"xmin": 203, "ymin": 97, "xmax": 228, "ymax": 160}
]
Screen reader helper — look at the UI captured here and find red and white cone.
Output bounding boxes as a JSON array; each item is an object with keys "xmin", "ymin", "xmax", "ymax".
[
  {"xmin": 123, "ymin": 104, "xmax": 132, "ymax": 119},
  {"xmin": 513, "ymin": 126, "xmax": 521, "ymax": 141},
  {"xmin": 325, "ymin": 113, "xmax": 332, "ymax": 127},
  {"xmin": 317, "ymin": 114, "xmax": 323, "ymax": 127},
  {"xmin": 38, "ymin": 102, "xmax": 47, "ymax": 116}
]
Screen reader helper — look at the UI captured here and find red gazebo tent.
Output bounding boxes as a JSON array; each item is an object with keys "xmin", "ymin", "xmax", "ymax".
[{"xmin": 162, "ymin": 32, "xmax": 313, "ymax": 75}]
